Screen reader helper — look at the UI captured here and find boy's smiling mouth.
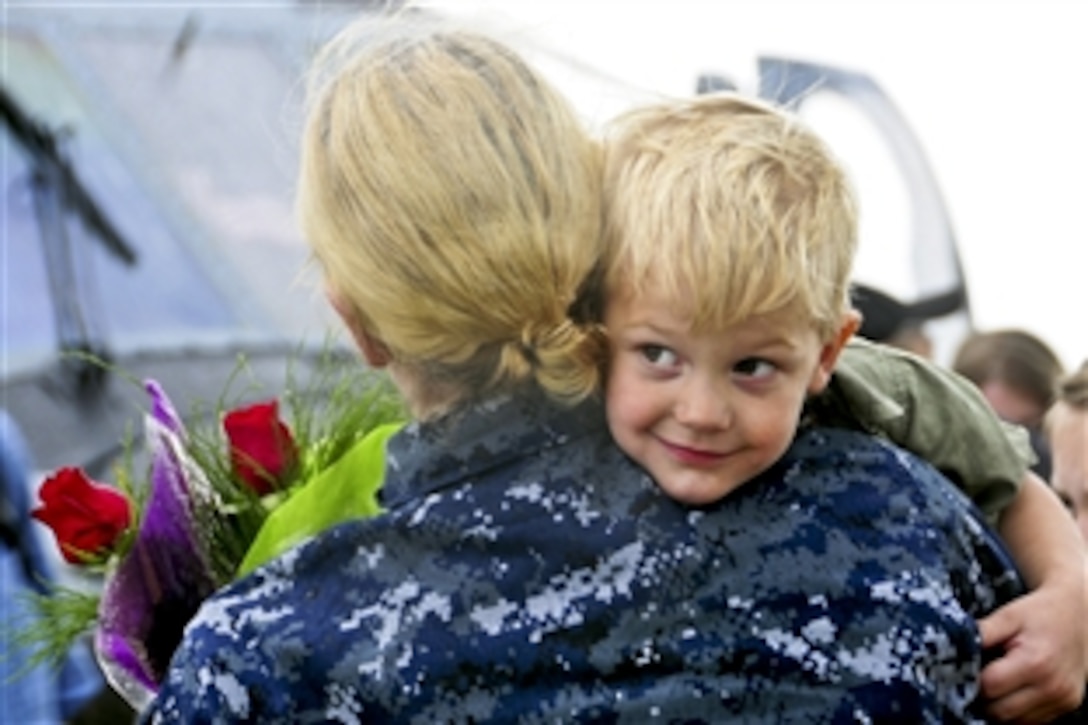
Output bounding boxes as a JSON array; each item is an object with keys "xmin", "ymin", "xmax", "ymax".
[{"xmin": 657, "ymin": 437, "xmax": 731, "ymax": 467}]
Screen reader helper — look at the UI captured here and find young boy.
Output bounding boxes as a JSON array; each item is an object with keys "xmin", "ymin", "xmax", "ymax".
[{"xmin": 597, "ymin": 92, "xmax": 1085, "ymax": 721}]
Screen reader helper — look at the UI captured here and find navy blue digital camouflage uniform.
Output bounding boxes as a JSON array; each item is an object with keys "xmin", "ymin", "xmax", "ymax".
[{"xmin": 143, "ymin": 387, "xmax": 1023, "ymax": 724}]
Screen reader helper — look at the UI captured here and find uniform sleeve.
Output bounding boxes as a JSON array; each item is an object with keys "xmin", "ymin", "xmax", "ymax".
[{"xmin": 828, "ymin": 338, "xmax": 1032, "ymax": 522}]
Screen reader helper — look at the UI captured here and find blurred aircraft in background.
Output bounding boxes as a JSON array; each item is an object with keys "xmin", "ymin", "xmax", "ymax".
[{"xmin": 3, "ymin": 4, "xmax": 372, "ymax": 477}]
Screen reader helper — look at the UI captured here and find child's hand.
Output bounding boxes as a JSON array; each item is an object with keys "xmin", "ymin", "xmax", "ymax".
[{"xmin": 978, "ymin": 578, "xmax": 1086, "ymax": 722}]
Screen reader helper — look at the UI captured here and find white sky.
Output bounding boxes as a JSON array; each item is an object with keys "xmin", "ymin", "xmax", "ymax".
[{"xmin": 429, "ymin": 0, "xmax": 1086, "ymax": 369}]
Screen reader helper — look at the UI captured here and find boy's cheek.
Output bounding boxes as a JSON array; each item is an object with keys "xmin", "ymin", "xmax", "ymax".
[{"xmin": 605, "ymin": 368, "xmax": 653, "ymax": 437}]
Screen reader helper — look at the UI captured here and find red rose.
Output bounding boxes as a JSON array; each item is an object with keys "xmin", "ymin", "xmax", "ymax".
[
  {"xmin": 223, "ymin": 400, "xmax": 298, "ymax": 495},
  {"xmin": 31, "ymin": 467, "xmax": 133, "ymax": 565}
]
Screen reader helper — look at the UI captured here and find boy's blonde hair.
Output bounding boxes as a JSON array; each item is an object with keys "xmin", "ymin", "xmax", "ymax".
[
  {"xmin": 602, "ymin": 93, "xmax": 857, "ymax": 339},
  {"xmin": 299, "ymin": 22, "xmax": 605, "ymax": 405}
]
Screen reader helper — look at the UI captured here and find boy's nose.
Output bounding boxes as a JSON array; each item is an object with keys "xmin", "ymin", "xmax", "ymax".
[{"xmin": 674, "ymin": 377, "xmax": 730, "ymax": 430}]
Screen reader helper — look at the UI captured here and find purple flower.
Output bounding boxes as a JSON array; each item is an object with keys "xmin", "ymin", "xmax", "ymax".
[
  {"xmin": 145, "ymin": 379, "xmax": 185, "ymax": 436},
  {"xmin": 95, "ymin": 382, "xmax": 216, "ymax": 697}
]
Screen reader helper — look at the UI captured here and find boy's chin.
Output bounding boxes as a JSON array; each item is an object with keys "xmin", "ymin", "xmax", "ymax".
[{"xmin": 655, "ymin": 475, "xmax": 745, "ymax": 508}]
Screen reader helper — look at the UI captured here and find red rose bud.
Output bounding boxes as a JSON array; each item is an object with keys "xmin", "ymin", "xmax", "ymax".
[
  {"xmin": 223, "ymin": 400, "xmax": 298, "ymax": 495},
  {"xmin": 31, "ymin": 467, "xmax": 133, "ymax": 565}
]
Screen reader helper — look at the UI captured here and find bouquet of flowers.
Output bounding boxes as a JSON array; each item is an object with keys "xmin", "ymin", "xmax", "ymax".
[{"xmin": 21, "ymin": 353, "xmax": 405, "ymax": 709}]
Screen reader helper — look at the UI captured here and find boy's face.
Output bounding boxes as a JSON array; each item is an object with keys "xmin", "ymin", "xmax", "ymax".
[{"xmin": 604, "ymin": 283, "xmax": 849, "ymax": 506}]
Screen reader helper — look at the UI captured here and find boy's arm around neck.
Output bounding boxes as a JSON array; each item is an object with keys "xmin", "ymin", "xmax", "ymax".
[
  {"xmin": 979, "ymin": 473, "xmax": 1086, "ymax": 721},
  {"xmin": 997, "ymin": 472, "xmax": 1084, "ymax": 591}
]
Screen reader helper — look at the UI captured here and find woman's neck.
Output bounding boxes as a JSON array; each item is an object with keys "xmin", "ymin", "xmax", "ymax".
[{"xmin": 388, "ymin": 362, "xmax": 464, "ymax": 421}]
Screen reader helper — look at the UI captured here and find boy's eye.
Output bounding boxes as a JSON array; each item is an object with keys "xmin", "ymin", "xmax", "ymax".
[
  {"xmin": 733, "ymin": 357, "xmax": 776, "ymax": 379},
  {"xmin": 639, "ymin": 345, "xmax": 679, "ymax": 368}
]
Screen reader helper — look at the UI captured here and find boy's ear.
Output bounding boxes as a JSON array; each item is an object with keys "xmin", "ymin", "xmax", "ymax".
[
  {"xmin": 808, "ymin": 310, "xmax": 861, "ymax": 395},
  {"xmin": 326, "ymin": 287, "xmax": 393, "ymax": 368}
]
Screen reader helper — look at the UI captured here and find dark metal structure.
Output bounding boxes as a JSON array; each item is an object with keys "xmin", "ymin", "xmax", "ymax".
[{"xmin": 2, "ymin": 5, "xmax": 367, "ymax": 475}]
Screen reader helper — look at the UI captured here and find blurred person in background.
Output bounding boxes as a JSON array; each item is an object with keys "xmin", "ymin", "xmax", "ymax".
[
  {"xmin": 953, "ymin": 329, "xmax": 1065, "ymax": 482},
  {"xmin": 1046, "ymin": 360, "xmax": 1088, "ymax": 543},
  {"xmin": 850, "ymin": 282, "xmax": 962, "ymax": 359},
  {"xmin": 1043, "ymin": 360, "xmax": 1088, "ymax": 723},
  {"xmin": 0, "ymin": 411, "xmax": 109, "ymax": 723}
]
